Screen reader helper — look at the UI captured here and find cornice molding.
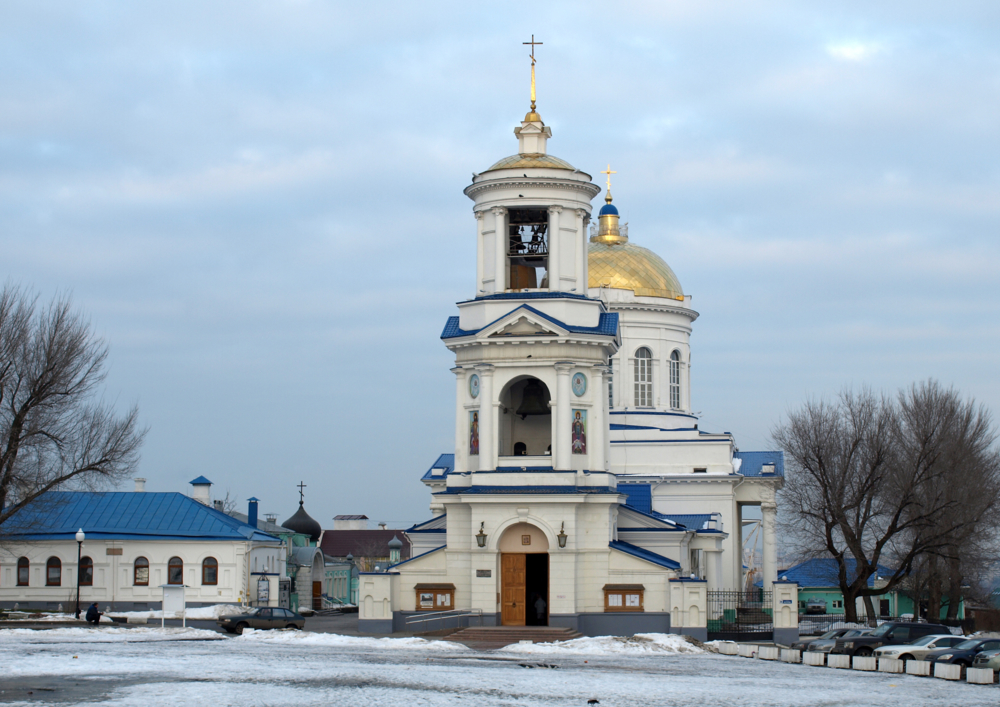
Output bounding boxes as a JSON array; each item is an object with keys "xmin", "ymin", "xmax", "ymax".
[
  {"xmin": 465, "ymin": 179, "xmax": 602, "ymax": 200},
  {"xmin": 603, "ymin": 300, "xmax": 700, "ymax": 322}
]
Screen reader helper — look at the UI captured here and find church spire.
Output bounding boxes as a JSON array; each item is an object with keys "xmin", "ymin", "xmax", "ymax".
[{"xmin": 523, "ymin": 34, "xmax": 543, "ymax": 122}]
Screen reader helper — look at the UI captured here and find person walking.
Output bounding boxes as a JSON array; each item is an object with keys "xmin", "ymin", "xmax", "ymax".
[{"xmin": 85, "ymin": 602, "xmax": 102, "ymax": 625}]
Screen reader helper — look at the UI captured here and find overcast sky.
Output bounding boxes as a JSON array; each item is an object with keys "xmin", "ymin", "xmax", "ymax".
[{"xmin": 3, "ymin": 2, "xmax": 998, "ymax": 529}]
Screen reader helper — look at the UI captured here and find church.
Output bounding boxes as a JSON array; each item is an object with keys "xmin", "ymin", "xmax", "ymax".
[{"xmin": 359, "ymin": 60, "xmax": 786, "ymax": 637}]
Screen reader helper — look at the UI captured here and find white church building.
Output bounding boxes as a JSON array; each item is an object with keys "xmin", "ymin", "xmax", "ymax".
[{"xmin": 359, "ymin": 91, "xmax": 789, "ymax": 639}]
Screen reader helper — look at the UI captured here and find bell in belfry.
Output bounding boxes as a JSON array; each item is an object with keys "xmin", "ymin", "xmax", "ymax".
[{"xmin": 516, "ymin": 379, "xmax": 550, "ymax": 419}]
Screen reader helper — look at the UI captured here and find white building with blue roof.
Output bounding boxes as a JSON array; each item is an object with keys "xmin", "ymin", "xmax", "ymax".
[
  {"xmin": 358, "ymin": 89, "xmax": 785, "ymax": 639},
  {"xmin": 0, "ymin": 478, "xmax": 285, "ymax": 611}
]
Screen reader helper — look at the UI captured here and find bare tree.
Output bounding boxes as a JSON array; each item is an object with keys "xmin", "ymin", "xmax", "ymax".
[
  {"xmin": 0, "ymin": 285, "xmax": 147, "ymax": 532},
  {"xmin": 773, "ymin": 382, "xmax": 999, "ymax": 622}
]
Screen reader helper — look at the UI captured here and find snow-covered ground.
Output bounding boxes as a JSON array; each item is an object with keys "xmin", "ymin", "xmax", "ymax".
[{"xmin": 1, "ymin": 627, "xmax": 997, "ymax": 706}]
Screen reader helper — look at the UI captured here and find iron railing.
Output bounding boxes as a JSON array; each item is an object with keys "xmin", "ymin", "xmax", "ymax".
[
  {"xmin": 797, "ymin": 613, "xmax": 969, "ymax": 635},
  {"xmin": 404, "ymin": 608, "xmax": 483, "ymax": 631},
  {"xmin": 707, "ymin": 590, "xmax": 774, "ymax": 641}
]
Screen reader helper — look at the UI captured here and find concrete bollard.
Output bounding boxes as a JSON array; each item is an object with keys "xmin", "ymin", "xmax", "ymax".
[
  {"xmin": 717, "ymin": 642, "xmax": 739, "ymax": 656},
  {"xmin": 828, "ymin": 654, "xmax": 852, "ymax": 669},
  {"xmin": 877, "ymin": 658, "xmax": 904, "ymax": 673},
  {"xmin": 780, "ymin": 649, "xmax": 801, "ymax": 663},
  {"xmin": 127, "ymin": 616, "xmax": 147, "ymax": 624},
  {"xmin": 738, "ymin": 644, "xmax": 757, "ymax": 658},
  {"xmin": 905, "ymin": 660, "xmax": 931, "ymax": 676},
  {"xmin": 933, "ymin": 663, "xmax": 962, "ymax": 680},
  {"xmin": 757, "ymin": 646, "xmax": 780, "ymax": 661},
  {"xmin": 803, "ymin": 652, "xmax": 826, "ymax": 666},
  {"xmin": 852, "ymin": 656, "xmax": 877, "ymax": 671},
  {"xmin": 966, "ymin": 667, "xmax": 993, "ymax": 685}
]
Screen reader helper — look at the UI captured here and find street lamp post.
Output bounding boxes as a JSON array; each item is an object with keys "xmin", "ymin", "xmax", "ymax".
[{"xmin": 74, "ymin": 528, "xmax": 85, "ymax": 619}]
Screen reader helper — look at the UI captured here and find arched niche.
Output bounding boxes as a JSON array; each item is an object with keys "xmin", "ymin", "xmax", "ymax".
[
  {"xmin": 498, "ymin": 522, "xmax": 549, "ymax": 553},
  {"xmin": 498, "ymin": 376, "xmax": 552, "ymax": 458}
]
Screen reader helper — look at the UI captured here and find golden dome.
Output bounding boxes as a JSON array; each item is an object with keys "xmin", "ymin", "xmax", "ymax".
[
  {"xmin": 588, "ymin": 240, "xmax": 685, "ymax": 301},
  {"xmin": 485, "ymin": 153, "xmax": 575, "ymax": 172}
]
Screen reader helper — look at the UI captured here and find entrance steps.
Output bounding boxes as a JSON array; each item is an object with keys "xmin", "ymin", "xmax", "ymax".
[{"xmin": 445, "ymin": 626, "xmax": 583, "ymax": 649}]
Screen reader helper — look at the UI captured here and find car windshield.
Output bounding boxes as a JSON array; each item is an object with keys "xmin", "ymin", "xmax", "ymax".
[
  {"xmin": 870, "ymin": 624, "xmax": 893, "ymax": 637},
  {"xmin": 954, "ymin": 640, "xmax": 980, "ymax": 650},
  {"xmin": 819, "ymin": 631, "xmax": 840, "ymax": 639},
  {"xmin": 244, "ymin": 608, "xmax": 260, "ymax": 616},
  {"xmin": 910, "ymin": 635, "xmax": 941, "ymax": 646},
  {"xmin": 843, "ymin": 629, "xmax": 868, "ymax": 637}
]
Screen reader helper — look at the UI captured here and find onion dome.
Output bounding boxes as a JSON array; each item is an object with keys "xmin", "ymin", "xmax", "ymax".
[
  {"xmin": 281, "ymin": 502, "xmax": 322, "ymax": 543},
  {"xmin": 388, "ymin": 535, "xmax": 403, "ymax": 550}
]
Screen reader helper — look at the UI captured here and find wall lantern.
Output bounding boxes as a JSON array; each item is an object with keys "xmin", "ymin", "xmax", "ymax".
[
  {"xmin": 475, "ymin": 522, "xmax": 487, "ymax": 548},
  {"xmin": 557, "ymin": 522, "xmax": 567, "ymax": 549}
]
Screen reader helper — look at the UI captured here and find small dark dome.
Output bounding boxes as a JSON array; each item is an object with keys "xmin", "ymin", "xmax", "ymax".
[
  {"xmin": 388, "ymin": 535, "xmax": 403, "ymax": 549},
  {"xmin": 599, "ymin": 202, "xmax": 619, "ymax": 216},
  {"xmin": 281, "ymin": 503, "xmax": 322, "ymax": 542}
]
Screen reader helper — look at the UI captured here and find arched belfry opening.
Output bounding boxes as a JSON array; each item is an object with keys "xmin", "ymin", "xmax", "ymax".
[
  {"xmin": 499, "ymin": 377, "xmax": 552, "ymax": 459},
  {"xmin": 507, "ymin": 208, "xmax": 550, "ymax": 290},
  {"xmin": 499, "ymin": 523, "xmax": 549, "ymax": 626}
]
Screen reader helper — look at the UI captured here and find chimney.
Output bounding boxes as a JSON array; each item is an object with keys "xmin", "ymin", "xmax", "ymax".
[
  {"xmin": 134, "ymin": 478, "xmax": 146, "ymax": 493},
  {"xmin": 213, "ymin": 500, "xmax": 224, "ymax": 511},
  {"xmin": 248, "ymin": 497, "xmax": 259, "ymax": 529},
  {"xmin": 189, "ymin": 476, "xmax": 213, "ymax": 505},
  {"xmin": 378, "ymin": 522, "xmax": 387, "ymax": 530}
]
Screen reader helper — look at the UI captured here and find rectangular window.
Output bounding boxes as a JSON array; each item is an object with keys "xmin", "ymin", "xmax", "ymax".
[
  {"xmin": 832, "ymin": 600, "xmax": 843, "ymax": 609},
  {"xmin": 604, "ymin": 584, "xmax": 644, "ymax": 613},
  {"xmin": 634, "ymin": 357, "xmax": 653, "ymax": 407},
  {"xmin": 669, "ymin": 358, "xmax": 680, "ymax": 409},
  {"xmin": 17, "ymin": 562, "xmax": 29, "ymax": 586}
]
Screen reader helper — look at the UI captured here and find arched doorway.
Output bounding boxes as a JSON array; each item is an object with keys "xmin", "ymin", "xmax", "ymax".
[
  {"xmin": 498, "ymin": 377, "xmax": 552, "ymax": 459},
  {"xmin": 499, "ymin": 523, "xmax": 549, "ymax": 626}
]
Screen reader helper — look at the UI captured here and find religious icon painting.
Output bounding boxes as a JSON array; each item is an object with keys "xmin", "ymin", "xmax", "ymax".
[
  {"xmin": 572, "ymin": 372, "xmax": 587, "ymax": 397},
  {"xmin": 571, "ymin": 409, "xmax": 587, "ymax": 454},
  {"xmin": 469, "ymin": 411, "xmax": 480, "ymax": 456},
  {"xmin": 522, "ymin": 534, "xmax": 531, "ymax": 545},
  {"xmin": 469, "ymin": 373, "xmax": 480, "ymax": 399}
]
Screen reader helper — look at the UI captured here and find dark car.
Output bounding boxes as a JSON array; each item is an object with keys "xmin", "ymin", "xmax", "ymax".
[
  {"xmin": 804, "ymin": 597, "xmax": 827, "ymax": 615},
  {"xmin": 791, "ymin": 628, "xmax": 851, "ymax": 652},
  {"xmin": 925, "ymin": 638, "xmax": 1000, "ymax": 667},
  {"xmin": 832, "ymin": 621, "xmax": 952, "ymax": 656},
  {"xmin": 217, "ymin": 607, "xmax": 305, "ymax": 634}
]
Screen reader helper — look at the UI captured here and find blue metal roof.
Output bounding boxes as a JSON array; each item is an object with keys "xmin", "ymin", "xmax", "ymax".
[
  {"xmin": 441, "ymin": 305, "xmax": 618, "ymax": 340},
  {"xmin": 463, "ymin": 292, "xmax": 593, "ymax": 303},
  {"xmin": 189, "ymin": 476, "xmax": 213, "ymax": 485},
  {"xmin": 4, "ymin": 492, "xmax": 281, "ymax": 543},
  {"xmin": 756, "ymin": 558, "xmax": 894, "ymax": 588},
  {"xmin": 655, "ymin": 513, "xmax": 713, "ymax": 530},
  {"xmin": 619, "ymin": 484, "xmax": 652, "ymax": 514},
  {"xmin": 734, "ymin": 451, "xmax": 785, "ymax": 477},
  {"xmin": 609, "ymin": 540, "xmax": 681, "ymax": 569},
  {"xmin": 599, "ymin": 203, "xmax": 618, "ymax": 216},
  {"xmin": 407, "ymin": 515, "xmax": 447, "ymax": 532},
  {"xmin": 435, "ymin": 485, "xmax": 619, "ymax": 495},
  {"xmin": 421, "ymin": 454, "xmax": 455, "ymax": 481}
]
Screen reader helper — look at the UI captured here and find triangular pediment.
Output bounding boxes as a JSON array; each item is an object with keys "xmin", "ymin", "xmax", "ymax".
[{"xmin": 478, "ymin": 307, "xmax": 567, "ymax": 340}]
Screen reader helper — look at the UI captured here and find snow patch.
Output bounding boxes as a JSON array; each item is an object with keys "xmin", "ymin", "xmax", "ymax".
[
  {"xmin": 0, "ymin": 626, "xmax": 223, "ymax": 643},
  {"xmin": 236, "ymin": 629, "xmax": 466, "ymax": 650},
  {"xmin": 498, "ymin": 633, "xmax": 704, "ymax": 656},
  {"xmin": 106, "ymin": 604, "xmax": 245, "ymax": 620}
]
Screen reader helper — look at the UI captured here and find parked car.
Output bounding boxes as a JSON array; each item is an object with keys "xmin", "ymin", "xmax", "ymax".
[
  {"xmin": 971, "ymin": 648, "xmax": 1000, "ymax": 672},
  {"xmin": 804, "ymin": 597, "xmax": 827, "ymax": 615},
  {"xmin": 873, "ymin": 634, "xmax": 967, "ymax": 662},
  {"xmin": 217, "ymin": 607, "xmax": 305, "ymax": 634},
  {"xmin": 809, "ymin": 628, "xmax": 872, "ymax": 653},
  {"xmin": 833, "ymin": 621, "xmax": 952, "ymax": 656},
  {"xmin": 791, "ymin": 628, "xmax": 852, "ymax": 652},
  {"xmin": 925, "ymin": 638, "xmax": 1000, "ymax": 667}
]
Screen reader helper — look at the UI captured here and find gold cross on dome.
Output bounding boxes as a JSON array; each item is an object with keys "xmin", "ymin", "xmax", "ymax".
[
  {"xmin": 601, "ymin": 164, "xmax": 617, "ymax": 191},
  {"xmin": 523, "ymin": 35, "xmax": 543, "ymax": 109}
]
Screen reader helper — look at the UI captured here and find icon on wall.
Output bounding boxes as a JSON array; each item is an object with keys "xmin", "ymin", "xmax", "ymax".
[
  {"xmin": 470, "ymin": 411, "xmax": 480, "ymax": 456},
  {"xmin": 572, "ymin": 372, "xmax": 587, "ymax": 397},
  {"xmin": 572, "ymin": 409, "xmax": 587, "ymax": 454},
  {"xmin": 469, "ymin": 373, "xmax": 480, "ymax": 399}
]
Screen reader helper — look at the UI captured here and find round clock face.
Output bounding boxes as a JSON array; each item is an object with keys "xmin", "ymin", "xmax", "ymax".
[
  {"xmin": 572, "ymin": 372, "xmax": 587, "ymax": 397},
  {"xmin": 469, "ymin": 373, "xmax": 480, "ymax": 399}
]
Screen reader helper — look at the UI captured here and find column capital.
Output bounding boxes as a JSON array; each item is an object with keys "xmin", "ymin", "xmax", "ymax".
[
  {"xmin": 490, "ymin": 206, "xmax": 507, "ymax": 216},
  {"xmin": 761, "ymin": 502, "xmax": 777, "ymax": 512},
  {"xmin": 451, "ymin": 367, "xmax": 466, "ymax": 376},
  {"xmin": 554, "ymin": 362, "xmax": 575, "ymax": 373},
  {"xmin": 474, "ymin": 363, "xmax": 495, "ymax": 375},
  {"xmin": 547, "ymin": 204, "xmax": 564, "ymax": 214},
  {"xmin": 474, "ymin": 210, "xmax": 486, "ymax": 221},
  {"xmin": 575, "ymin": 208, "xmax": 589, "ymax": 220}
]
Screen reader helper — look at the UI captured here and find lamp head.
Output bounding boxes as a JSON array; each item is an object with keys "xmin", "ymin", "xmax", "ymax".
[{"xmin": 75, "ymin": 528, "xmax": 85, "ymax": 543}]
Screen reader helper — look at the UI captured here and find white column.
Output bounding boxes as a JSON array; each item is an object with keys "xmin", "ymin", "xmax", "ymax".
[
  {"xmin": 453, "ymin": 367, "xmax": 467, "ymax": 472},
  {"xmin": 683, "ymin": 356, "xmax": 692, "ymax": 411},
  {"xmin": 477, "ymin": 365, "xmax": 495, "ymax": 471},
  {"xmin": 603, "ymin": 366, "xmax": 612, "ymax": 471},
  {"xmin": 589, "ymin": 366, "xmax": 604, "ymax": 472},
  {"xmin": 475, "ymin": 211, "xmax": 485, "ymax": 295},
  {"xmin": 547, "ymin": 205, "xmax": 562, "ymax": 291},
  {"xmin": 555, "ymin": 363, "xmax": 573, "ymax": 470},
  {"xmin": 492, "ymin": 207, "xmax": 507, "ymax": 293},
  {"xmin": 762, "ymin": 502, "xmax": 777, "ymax": 593},
  {"xmin": 705, "ymin": 548, "xmax": 723, "ymax": 592},
  {"xmin": 575, "ymin": 209, "xmax": 588, "ymax": 293}
]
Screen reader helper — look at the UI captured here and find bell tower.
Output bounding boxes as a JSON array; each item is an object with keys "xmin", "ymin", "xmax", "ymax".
[{"xmin": 442, "ymin": 47, "xmax": 619, "ymax": 483}]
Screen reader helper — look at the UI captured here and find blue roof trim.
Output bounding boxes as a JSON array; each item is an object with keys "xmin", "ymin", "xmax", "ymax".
[
  {"xmin": 409, "ymin": 528, "xmax": 447, "ymax": 533},
  {"xmin": 617, "ymin": 527, "xmax": 687, "ymax": 533},
  {"xmin": 655, "ymin": 513, "xmax": 713, "ymax": 530},
  {"xmin": 757, "ymin": 558, "xmax": 894, "ymax": 588},
  {"xmin": 388, "ymin": 545, "xmax": 445, "ymax": 569},
  {"xmin": 189, "ymin": 476, "xmax": 212, "ymax": 485},
  {"xmin": 491, "ymin": 466, "xmax": 557, "ymax": 472},
  {"xmin": 406, "ymin": 514, "xmax": 447, "ymax": 532},
  {"xmin": 462, "ymin": 292, "xmax": 595, "ymax": 303},
  {"xmin": 611, "ymin": 439, "xmax": 731, "ymax": 444},
  {"xmin": 434, "ymin": 486, "xmax": 619, "ymax": 496},
  {"xmin": 609, "ymin": 540, "xmax": 681, "ymax": 569},
  {"xmin": 4, "ymin": 492, "xmax": 280, "ymax": 543},
  {"xmin": 610, "ymin": 424, "xmax": 698, "ymax": 433},
  {"xmin": 421, "ymin": 453, "xmax": 455, "ymax": 481},
  {"xmin": 735, "ymin": 451, "xmax": 785, "ymax": 477},
  {"xmin": 441, "ymin": 305, "xmax": 618, "ymax": 340},
  {"xmin": 610, "ymin": 410, "xmax": 697, "ymax": 419}
]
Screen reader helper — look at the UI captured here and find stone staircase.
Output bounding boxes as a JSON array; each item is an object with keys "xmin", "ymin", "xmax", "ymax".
[{"xmin": 445, "ymin": 626, "xmax": 583, "ymax": 650}]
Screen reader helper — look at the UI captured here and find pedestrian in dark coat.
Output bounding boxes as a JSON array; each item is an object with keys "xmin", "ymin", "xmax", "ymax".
[{"xmin": 85, "ymin": 602, "xmax": 101, "ymax": 625}]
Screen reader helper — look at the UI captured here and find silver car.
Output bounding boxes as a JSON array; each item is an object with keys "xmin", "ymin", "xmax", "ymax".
[
  {"xmin": 874, "ymin": 634, "xmax": 966, "ymax": 662},
  {"xmin": 971, "ymin": 648, "xmax": 1000, "ymax": 672},
  {"xmin": 809, "ymin": 628, "xmax": 871, "ymax": 653}
]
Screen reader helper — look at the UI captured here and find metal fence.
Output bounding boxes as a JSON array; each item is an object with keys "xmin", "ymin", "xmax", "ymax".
[
  {"xmin": 797, "ymin": 614, "xmax": 971, "ymax": 636},
  {"xmin": 707, "ymin": 590, "xmax": 774, "ymax": 641}
]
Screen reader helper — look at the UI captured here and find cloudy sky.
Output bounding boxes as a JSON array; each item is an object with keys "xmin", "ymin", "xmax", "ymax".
[{"xmin": 3, "ymin": 2, "xmax": 998, "ymax": 528}]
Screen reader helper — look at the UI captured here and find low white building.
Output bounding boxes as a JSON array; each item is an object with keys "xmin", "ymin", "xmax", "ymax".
[{"xmin": 0, "ymin": 480, "xmax": 285, "ymax": 612}]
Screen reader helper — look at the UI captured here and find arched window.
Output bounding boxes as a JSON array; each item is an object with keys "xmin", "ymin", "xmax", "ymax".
[
  {"xmin": 46, "ymin": 557, "xmax": 61, "ymax": 586},
  {"xmin": 79, "ymin": 556, "xmax": 94, "ymax": 586},
  {"xmin": 202, "ymin": 557, "xmax": 218, "ymax": 585},
  {"xmin": 168, "ymin": 557, "xmax": 183, "ymax": 585},
  {"xmin": 634, "ymin": 347, "xmax": 653, "ymax": 407},
  {"xmin": 669, "ymin": 350, "xmax": 681, "ymax": 410},
  {"xmin": 17, "ymin": 557, "xmax": 29, "ymax": 586},
  {"xmin": 134, "ymin": 557, "xmax": 149, "ymax": 586},
  {"xmin": 513, "ymin": 442, "xmax": 527, "ymax": 456}
]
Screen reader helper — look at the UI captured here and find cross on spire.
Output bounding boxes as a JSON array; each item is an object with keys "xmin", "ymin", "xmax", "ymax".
[
  {"xmin": 600, "ymin": 164, "xmax": 617, "ymax": 192},
  {"xmin": 523, "ymin": 34, "xmax": 543, "ymax": 111},
  {"xmin": 297, "ymin": 481, "xmax": 306, "ymax": 505}
]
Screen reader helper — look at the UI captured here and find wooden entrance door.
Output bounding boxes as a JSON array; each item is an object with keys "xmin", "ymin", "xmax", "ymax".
[
  {"xmin": 313, "ymin": 581, "xmax": 323, "ymax": 610},
  {"xmin": 501, "ymin": 553, "xmax": 526, "ymax": 626}
]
